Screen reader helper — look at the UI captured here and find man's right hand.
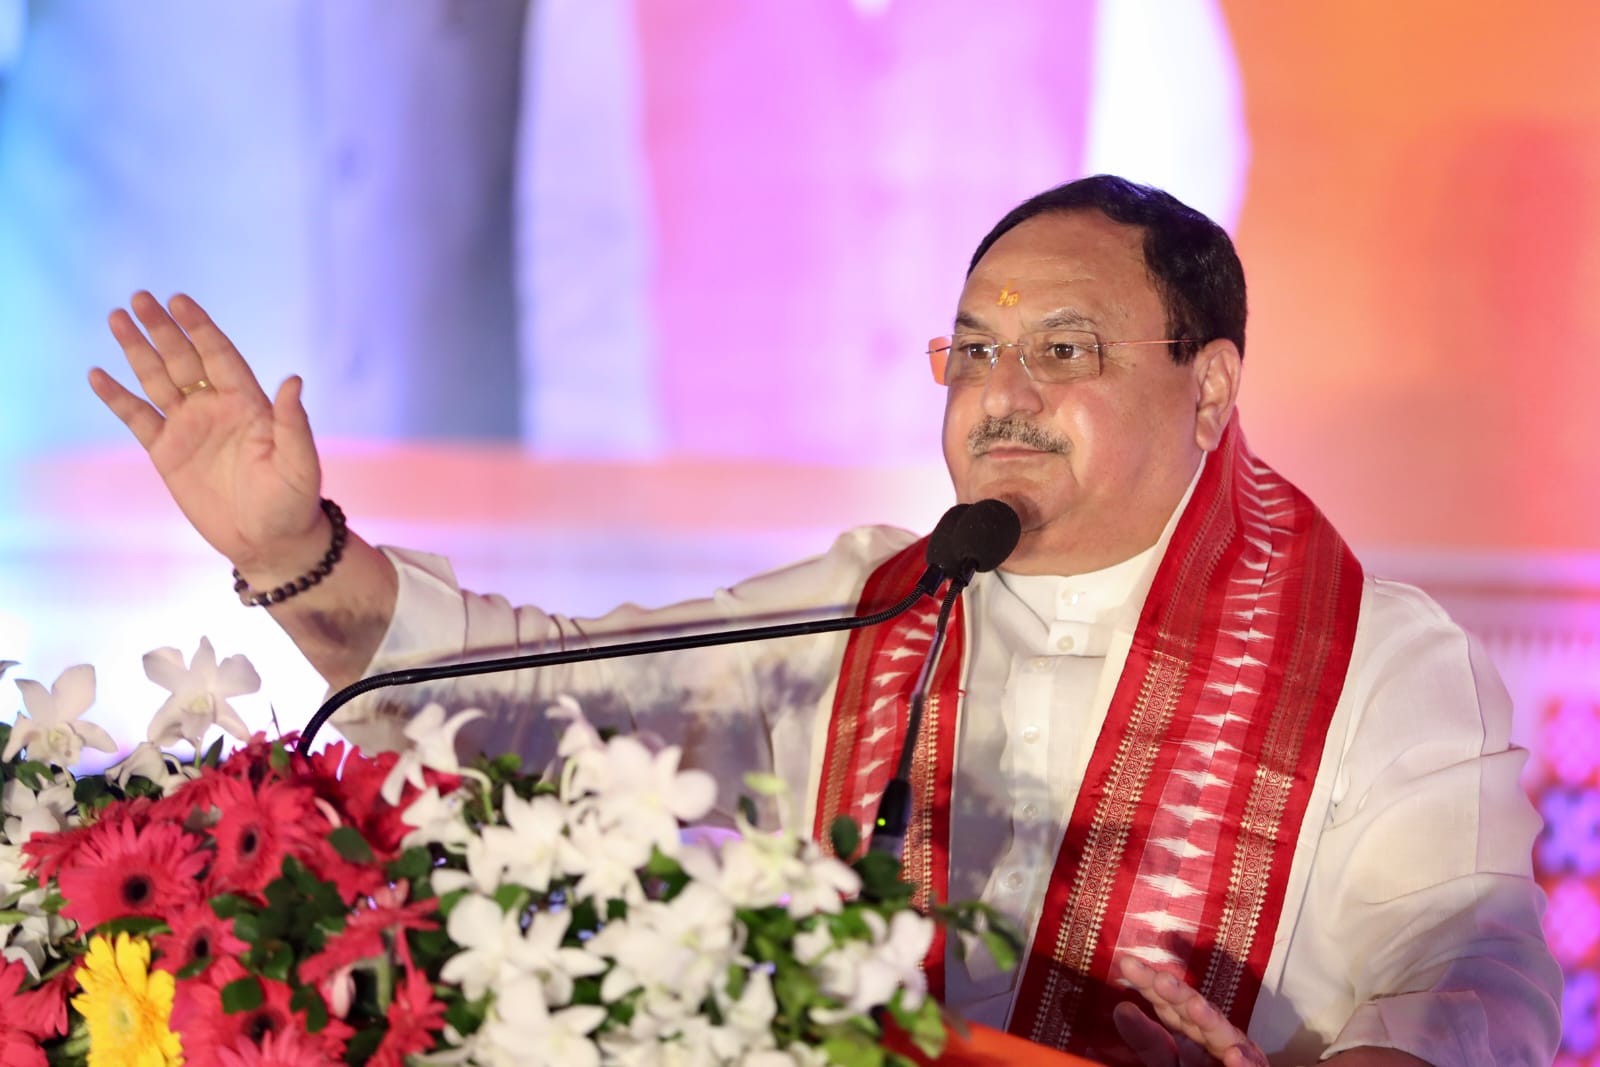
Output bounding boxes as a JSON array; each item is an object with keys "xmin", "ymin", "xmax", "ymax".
[
  {"xmin": 89, "ymin": 291, "xmax": 399, "ymax": 693},
  {"xmin": 89, "ymin": 291, "xmax": 327, "ymax": 580}
]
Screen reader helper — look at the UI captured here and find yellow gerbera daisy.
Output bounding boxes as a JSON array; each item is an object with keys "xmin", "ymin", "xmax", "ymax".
[{"xmin": 71, "ymin": 933, "xmax": 184, "ymax": 1067}]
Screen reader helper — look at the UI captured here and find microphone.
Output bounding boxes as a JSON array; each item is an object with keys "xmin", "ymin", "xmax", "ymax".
[
  {"xmin": 297, "ymin": 506, "xmax": 982, "ymax": 749},
  {"xmin": 869, "ymin": 499, "xmax": 1020, "ymax": 860},
  {"xmin": 930, "ymin": 497, "xmax": 1022, "ymax": 583}
]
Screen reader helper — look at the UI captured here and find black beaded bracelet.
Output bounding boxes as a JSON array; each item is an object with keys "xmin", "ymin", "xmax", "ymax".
[{"xmin": 232, "ymin": 498, "xmax": 349, "ymax": 607}]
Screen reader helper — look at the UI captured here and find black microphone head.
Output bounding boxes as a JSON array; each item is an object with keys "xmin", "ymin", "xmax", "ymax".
[
  {"xmin": 925, "ymin": 503, "xmax": 972, "ymax": 574},
  {"xmin": 954, "ymin": 498, "xmax": 1022, "ymax": 573}
]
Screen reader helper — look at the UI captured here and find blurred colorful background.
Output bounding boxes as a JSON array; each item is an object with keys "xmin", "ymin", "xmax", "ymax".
[{"xmin": 0, "ymin": 1, "xmax": 1596, "ymax": 1056}]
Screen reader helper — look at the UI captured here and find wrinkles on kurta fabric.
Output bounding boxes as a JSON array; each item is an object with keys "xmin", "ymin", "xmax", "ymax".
[{"xmin": 814, "ymin": 420, "xmax": 1364, "ymax": 1061}]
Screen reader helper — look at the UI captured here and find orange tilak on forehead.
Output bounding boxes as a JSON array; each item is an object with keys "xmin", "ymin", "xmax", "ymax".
[{"xmin": 996, "ymin": 281, "xmax": 1020, "ymax": 307}]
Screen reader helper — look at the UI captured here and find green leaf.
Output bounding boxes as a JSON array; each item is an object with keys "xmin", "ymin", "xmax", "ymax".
[
  {"xmin": 889, "ymin": 996, "xmax": 949, "ymax": 1059},
  {"xmin": 121, "ymin": 775, "xmax": 164, "ymax": 799},
  {"xmin": 643, "ymin": 849, "xmax": 684, "ymax": 881},
  {"xmin": 259, "ymin": 941, "xmax": 295, "ymax": 982},
  {"xmin": 175, "ymin": 956, "xmax": 213, "ymax": 981},
  {"xmin": 345, "ymin": 1025, "xmax": 384, "ymax": 1062},
  {"xmin": 492, "ymin": 884, "xmax": 530, "ymax": 914},
  {"xmin": 209, "ymin": 894, "xmax": 253, "ymax": 919},
  {"xmin": 853, "ymin": 851, "xmax": 913, "ymax": 903},
  {"xmin": 387, "ymin": 846, "xmax": 432, "ymax": 882},
  {"xmin": 741, "ymin": 771, "xmax": 788, "ymax": 797},
  {"xmin": 485, "ymin": 751, "xmax": 523, "ymax": 778},
  {"xmin": 723, "ymin": 963, "xmax": 748, "ymax": 1003},
  {"xmin": 829, "ymin": 815, "xmax": 861, "ymax": 860},
  {"xmin": 96, "ymin": 916, "xmax": 169, "ymax": 939},
  {"xmin": 73, "ymin": 776, "xmax": 111, "ymax": 808},
  {"xmin": 980, "ymin": 927, "xmax": 1019, "ymax": 972},
  {"xmin": 268, "ymin": 741, "xmax": 291, "ymax": 773},
  {"xmin": 327, "ymin": 825, "xmax": 375, "ymax": 864},
  {"xmin": 737, "ymin": 795, "xmax": 759, "ymax": 826},
  {"xmin": 231, "ymin": 913, "xmax": 263, "ymax": 945},
  {"xmin": 14, "ymin": 760, "xmax": 53, "ymax": 790},
  {"xmin": 291, "ymin": 983, "xmax": 329, "ymax": 1033},
  {"xmin": 221, "ymin": 976, "xmax": 264, "ymax": 1014},
  {"xmin": 434, "ymin": 888, "xmax": 469, "ymax": 919},
  {"xmin": 200, "ymin": 734, "xmax": 226, "ymax": 769},
  {"xmin": 445, "ymin": 996, "xmax": 486, "ymax": 1037},
  {"xmin": 821, "ymin": 1034, "xmax": 885, "ymax": 1067}
]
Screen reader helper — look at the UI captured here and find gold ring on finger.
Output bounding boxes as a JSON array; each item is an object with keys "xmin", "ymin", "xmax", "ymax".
[{"xmin": 179, "ymin": 379, "xmax": 212, "ymax": 397}]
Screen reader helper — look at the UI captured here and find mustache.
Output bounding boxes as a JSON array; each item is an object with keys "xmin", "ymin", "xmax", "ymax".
[{"xmin": 968, "ymin": 416, "xmax": 1069, "ymax": 455}]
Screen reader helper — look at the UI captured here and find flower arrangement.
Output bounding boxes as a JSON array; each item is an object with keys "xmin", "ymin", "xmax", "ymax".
[{"xmin": 0, "ymin": 642, "xmax": 1018, "ymax": 1066}]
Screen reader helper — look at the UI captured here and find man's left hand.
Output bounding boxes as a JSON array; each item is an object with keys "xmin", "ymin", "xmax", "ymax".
[{"xmin": 1112, "ymin": 956, "xmax": 1269, "ymax": 1067}]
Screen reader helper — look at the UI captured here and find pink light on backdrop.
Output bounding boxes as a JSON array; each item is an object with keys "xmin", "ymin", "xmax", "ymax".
[{"xmin": 637, "ymin": 1, "xmax": 1098, "ymax": 465}]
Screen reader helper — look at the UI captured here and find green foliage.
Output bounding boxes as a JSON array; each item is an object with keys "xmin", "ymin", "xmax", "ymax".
[
  {"xmin": 853, "ymin": 850, "xmax": 915, "ymax": 904},
  {"xmin": 344, "ymin": 1025, "xmax": 384, "ymax": 1063},
  {"xmin": 95, "ymin": 916, "xmax": 167, "ymax": 940},
  {"xmin": 327, "ymin": 825, "xmax": 374, "ymax": 864},
  {"xmin": 829, "ymin": 816, "xmax": 862, "ymax": 861},
  {"xmin": 199, "ymin": 734, "xmax": 227, "ymax": 770},
  {"xmin": 290, "ymin": 983, "xmax": 330, "ymax": 1033},
  {"xmin": 932, "ymin": 900, "xmax": 1024, "ymax": 973},
  {"xmin": 220, "ymin": 975, "xmax": 263, "ymax": 1014},
  {"xmin": 387, "ymin": 845, "xmax": 432, "ymax": 882},
  {"xmin": 738, "ymin": 795, "xmax": 760, "ymax": 827},
  {"xmin": 71, "ymin": 776, "xmax": 113, "ymax": 812}
]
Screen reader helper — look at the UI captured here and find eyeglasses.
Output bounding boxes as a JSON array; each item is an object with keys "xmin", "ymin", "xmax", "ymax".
[{"xmin": 926, "ymin": 331, "xmax": 1189, "ymax": 386}]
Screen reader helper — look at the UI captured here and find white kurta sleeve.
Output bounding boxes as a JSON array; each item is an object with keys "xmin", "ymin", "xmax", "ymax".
[
  {"xmin": 328, "ymin": 525, "xmax": 916, "ymax": 826},
  {"xmin": 1291, "ymin": 579, "xmax": 1561, "ymax": 1066}
]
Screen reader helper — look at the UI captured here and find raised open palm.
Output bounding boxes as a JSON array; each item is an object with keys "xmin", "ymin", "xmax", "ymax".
[{"xmin": 88, "ymin": 291, "xmax": 326, "ymax": 574}]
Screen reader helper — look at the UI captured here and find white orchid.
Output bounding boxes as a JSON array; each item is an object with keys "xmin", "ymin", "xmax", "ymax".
[
  {"xmin": 1, "ymin": 775, "xmax": 75, "ymax": 844},
  {"xmin": 513, "ymin": 908, "xmax": 608, "ymax": 1005},
  {"xmin": 381, "ymin": 703, "xmax": 484, "ymax": 805},
  {"xmin": 479, "ymin": 978, "xmax": 606, "ymax": 1067},
  {"xmin": 426, "ymin": 790, "xmax": 580, "ymax": 898},
  {"xmin": 566, "ymin": 733, "xmax": 716, "ymax": 854},
  {"xmin": 2, "ymin": 664, "xmax": 115, "ymax": 765},
  {"xmin": 783, "ymin": 839, "xmax": 863, "ymax": 918},
  {"xmin": 104, "ymin": 741, "xmax": 202, "ymax": 797},
  {"xmin": 439, "ymin": 893, "xmax": 532, "ymax": 1002},
  {"xmin": 400, "ymin": 785, "xmax": 476, "ymax": 850},
  {"xmin": 720, "ymin": 968, "xmax": 779, "ymax": 1046},
  {"xmin": 562, "ymin": 813, "xmax": 653, "ymax": 905},
  {"xmin": 588, "ymin": 884, "xmax": 740, "ymax": 1014},
  {"xmin": 483, "ymin": 793, "xmax": 572, "ymax": 895},
  {"xmin": 143, "ymin": 637, "xmax": 260, "ymax": 747},
  {"xmin": 0, "ymin": 882, "xmax": 71, "ymax": 979},
  {"xmin": 800, "ymin": 909, "xmax": 936, "ymax": 1020}
]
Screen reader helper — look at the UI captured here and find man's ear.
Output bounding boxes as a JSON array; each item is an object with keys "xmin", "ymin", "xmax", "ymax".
[{"xmin": 1191, "ymin": 340, "xmax": 1242, "ymax": 452}]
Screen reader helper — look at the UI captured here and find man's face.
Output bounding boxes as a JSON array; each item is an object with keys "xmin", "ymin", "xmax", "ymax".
[{"xmin": 940, "ymin": 209, "xmax": 1226, "ymax": 574}]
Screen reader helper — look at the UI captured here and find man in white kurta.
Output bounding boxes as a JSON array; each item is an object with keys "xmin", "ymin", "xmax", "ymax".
[
  {"xmin": 91, "ymin": 175, "xmax": 1562, "ymax": 1065},
  {"xmin": 331, "ymin": 463, "xmax": 1560, "ymax": 1064}
]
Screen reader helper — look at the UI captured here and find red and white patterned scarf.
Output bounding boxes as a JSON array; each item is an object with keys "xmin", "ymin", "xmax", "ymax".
[{"xmin": 813, "ymin": 417, "xmax": 1363, "ymax": 1060}]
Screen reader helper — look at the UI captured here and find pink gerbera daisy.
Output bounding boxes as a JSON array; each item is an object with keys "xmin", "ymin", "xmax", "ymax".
[
  {"xmin": 301, "ymin": 743, "xmax": 419, "ymax": 858},
  {"xmin": 214, "ymin": 1024, "xmax": 342, "ymax": 1067},
  {"xmin": 298, "ymin": 893, "xmax": 437, "ymax": 986},
  {"xmin": 175, "ymin": 971, "xmax": 352, "ymax": 1066},
  {"xmin": 370, "ymin": 961, "xmax": 448, "ymax": 1067},
  {"xmin": 55, "ymin": 818, "xmax": 206, "ymax": 931},
  {"xmin": 153, "ymin": 901, "xmax": 249, "ymax": 977},
  {"xmin": 7, "ymin": 960, "xmax": 72, "ymax": 1040},
  {"xmin": 205, "ymin": 775, "xmax": 329, "ymax": 898},
  {"xmin": 22, "ymin": 796, "xmax": 164, "ymax": 881},
  {"xmin": 0, "ymin": 957, "xmax": 62, "ymax": 1065}
]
